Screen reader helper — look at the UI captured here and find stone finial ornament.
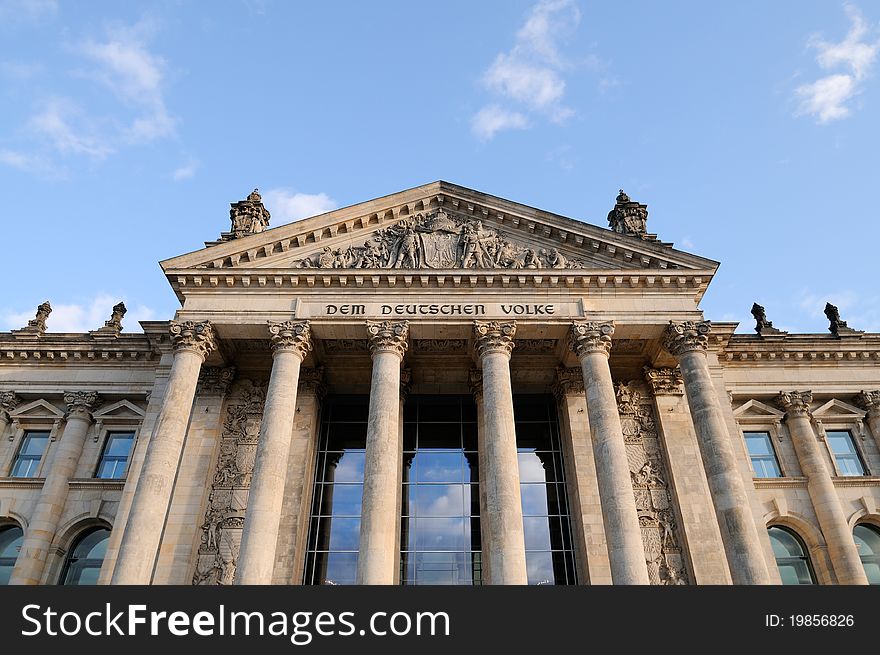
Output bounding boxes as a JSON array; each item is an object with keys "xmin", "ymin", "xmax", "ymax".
[
  {"xmin": 96, "ymin": 301, "xmax": 127, "ymax": 334},
  {"xmin": 224, "ymin": 188, "xmax": 271, "ymax": 240},
  {"xmin": 607, "ymin": 189, "xmax": 648, "ymax": 238},
  {"xmin": 824, "ymin": 302, "xmax": 860, "ymax": 336},
  {"xmin": 16, "ymin": 301, "xmax": 52, "ymax": 335},
  {"xmin": 751, "ymin": 303, "xmax": 783, "ymax": 336}
]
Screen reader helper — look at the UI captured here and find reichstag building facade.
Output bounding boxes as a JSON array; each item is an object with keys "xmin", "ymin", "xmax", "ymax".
[{"xmin": 1, "ymin": 182, "xmax": 879, "ymax": 586}]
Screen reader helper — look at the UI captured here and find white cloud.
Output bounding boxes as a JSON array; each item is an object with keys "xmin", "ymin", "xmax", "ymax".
[
  {"xmin": 0, "ymin": 0, "xmax": 57, "ymax": 25},
  {"xmin": 795, "ymin": 4, "xmax": 879, "ymax": 123},
  {"xmin": 795, "ymin": 288, "xmax": 880, "ymax": 332},
  {"xmin": 27, "ymin": 97, "xmax": 113, "ymax": 158},
  {"xmin": 471, "ymin": 105, "xmax": 529, "ymax": 141},
  {"xmin": 472, "ymin": 0, "xmax": 581, "ymax": 140},
  {"xmin": 172, "ymin": 159, "xmax": 198, "ymax": 181},
  {"xmin": 262, "ymin": 188, "xmax": 338, "ymax": 222},
  {"xmin": 0, "ymin": 148, "xmax": 54, "ymax": 174},
  {"xmin": 2, "ymin": 294, "xmax": 155, "ymax": 333}
]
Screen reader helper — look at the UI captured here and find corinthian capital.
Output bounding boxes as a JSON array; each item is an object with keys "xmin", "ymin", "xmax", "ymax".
[
  {"xmin": 552, "ymin": 367, "xmax": 585, "ymax": 401},
  {"xmin": 663, "ymin": 320, "xmax": 710, "ymax": 356},
  {"xmin": 568, "ymin": 321, "xmax": 614, "ymax": 359},
  {"xmin": 268, "ymin": 320, "xmax": 312, "ymax": 359},
  {"xmin": 855, "ymin": 390, "xmax": 880, "ymax": 414},
  {"xmin": 774, "ymin": 390, "xmax": 813, "ymax": 417},
  {"xmin": 63, "ymin": 391, "xmax": 102, "ymax": 421},
  {"xmin": 170, "ymin": 320, "xmax": 218, "ymax": 360},
  {"xmin": 473, "ymin": 321, "xmax": 516, "ymax": 359},
  {"xmin": 643, "ymin": 366, "xmax": 684, "ymax": 396},
  {"xmin": 366, "ymin": 321, "xmax": 409, "ymax": 359}
]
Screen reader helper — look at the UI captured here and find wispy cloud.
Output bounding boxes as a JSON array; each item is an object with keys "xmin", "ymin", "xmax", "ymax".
[
  {"xmin": 0, "ymin": 0, "xmax": 57, "ymax": 26},
  {"xmin": 262, "ymin": 188, "xmax": 338, "ymax": 222},
  {"xmin": 796, "ymin": 288, "xmax": 880, "ymax": 332},
  {"xmin": 172, "ymin": 158, "xmax": 198, "ymax": 181},
  {"xmin": 1, "ymin": 294, "xmax": 155, "ymax": 333},
  {"xmin": 472, "ymin": 0, "xmax": 581, "ymax": 140},
  {"xmin": 795, "ymin": 4, "xmax": 879, "ymax": 123}
]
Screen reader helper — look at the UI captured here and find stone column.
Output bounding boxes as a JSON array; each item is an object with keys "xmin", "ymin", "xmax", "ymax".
[
  {"xmin": 236, "ymin": 321, "xmax": 312, "ymax": 585},
  {"xmin": 663, "ymin": 321, "xmax": 771, "ymax": 585},
  {"xmin": 10, "ymin": 391, "xmax": 101, "ymax": 585},
  {"xmin": 643, "ymin": 367, "xmax": 731, "ymax": 584},
  {"xmin": 569, "ymin": 322, "xmax": 649, "ymax": 585},
  {"xmin": 112, "ymin": 320, "xmax": 217, "ymax": 584},
  {"xmin": 468, "ymin": 368, "xmax": 493, "ymax": 584},
  {"xmin": 357, "ymin": 320, "xmax": 409, "ymax": 585},
  {"xmin": 855, "ymin": 391, "xmax": 880, "ymax": 456},
  {"xmin": 775, "ymin": 391, "xmax": 868, "ymax": 585},
  {"xmin": 472, "ymin": 321, "xmax": 527, "ymax": 585},
  {"xmin": 0, "ymin": 391, "xmax": 21, "ymax": 440}
]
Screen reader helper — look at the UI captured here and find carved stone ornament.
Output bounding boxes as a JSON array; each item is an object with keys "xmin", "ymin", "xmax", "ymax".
[
  {"xmin": 63, "ymin": 391, "xmax": 102, "ymax": 421},
  {"xmin": 551, "ymin": 367, "xmax": 585, "ymax": 401},
  {"xmin": 607, "ymin": 190, "xmax": 648, "ymax": 238},
  {"xmin": 774, "ymin": 390, "xmax": 813, "ymax": 417},
  {"xmin": 96, "ymin": 301, "xmax": 127, "ymax": 334},
  {"xmin": 412, "ymin": 339, "xmax": 468, "ymax": 353},
  {"xmin": 289, "ymin": 209, "xmax": 589, "ymax": 270},
  {"xmin": 824, "ymin": 302, "xmax": 861, "ymax": 336},
  {"xmin": 854, "ymin": 390, "xmax": 880, "ymax": 414},
  {"xmin": 467, "ymin": 368, "xmax": 483, "ymax": 400},
  {"xmin": 169, "ymin": 320, "xmax": 218, "ymax": 359},
  {"xmin": 15, "ymin": 301, "xmax": 51, "ymax": 335},
  {"xmin": 400, "ymin": 367, "xmax": 413, "ymax": 402},
  {"xmin": 662, "ymin": 320, "xmax": 710, "ymax": 357},
  {"xmin": 268, "ymin": 320, "xmax": 312, "ymax": 358},
  {"xmin": 569, "ymin": 321, "xmax": 614, "ymax": 359},
  {"xmin": 224, "ymin": 189, "xmax": 270, "ymax": 240},
  {"xmin": 0, "ymin": 391, "xmax": 22, "ymax": 414},
  {"xmin": 473, "ymin": 321, "xmax": 516, "ymax": 359},
  {"xmin": 643, "ymin": 366, "xmax": 684, "ymax": 396},
  {"xmin": 751, "ymin": 303, "xmax": 782, "ymax": 336},
  {"xmin": 366, "ymin": 321, "xmax": 409, "ymax": 359},
  {"xmin": 616, "ymin": 380, "xmax": 689, "ymax": 584},
  {"xmin": 198, "ymin": 366, "xmax": 236, "ymax": 395},
  {"xmin": 298, "ymin": 367, "xmax": 327, "ymax": 399}
]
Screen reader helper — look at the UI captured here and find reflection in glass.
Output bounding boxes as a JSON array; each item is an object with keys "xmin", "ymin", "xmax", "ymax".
[
  {"xmin": 768, "ymin": 526, "xmax": 815, "ymax": 585},
  {"xmin": 61, "ymin": 528, "xmax": 110, "ymax": 585},
  {"xmin": 743, "ymin": 432, "xmax": 782, "ymax": 478},
  {"xmin": 11, "ymin": 431, "xmax": 49, "ymax": 478},
  {"xmin": 515, "ymin": 395, "xmax": 576, "ymax": 585},
  {"xmin": 826, "ymin": 431, "xmax": 866, "ymax": 476},
  {"xmin": 854, "ymin": 524, "xmax": 880, "ymax": 584},
  {"xmin": 0, "ymin": 526, "xmax": 23, "ymax": 585}
]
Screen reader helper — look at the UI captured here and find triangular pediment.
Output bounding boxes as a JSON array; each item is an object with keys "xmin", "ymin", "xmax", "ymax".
[
  {"xmin": 811, "ymin": 399, "xmax": 866, "ymax": 419},
  {"xmin": 733, "ymin": 399, "xmax": 784, "ymax": 419},
  {"xmin": 10, "ymin": 399, "xmax": 64, "ymax": 420},
  {"xmin": 93, "ymin": 400, "xmax": 145, "ymax": 421},
  {"xmin": 162, "ymin": 181, "xmax": 718, "ymax": 276}
]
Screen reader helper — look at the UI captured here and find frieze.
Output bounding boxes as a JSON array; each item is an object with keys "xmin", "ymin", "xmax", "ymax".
[
  {"xmin": 412, "ymin": 339, "xmax": 468, "ymax": 353},
  {"xmin": 616, "ymin": 380, "xmax": 689, "ymax": 585},
  {"xmin": 302, "ymin": 300, "xmax": 582, "ymax": 320},
  {"xmin": 288, "ymin": 209, "xmax": 591, "ymax": 270}
]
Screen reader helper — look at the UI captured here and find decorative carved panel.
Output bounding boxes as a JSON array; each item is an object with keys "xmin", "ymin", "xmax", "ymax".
[
  {"xmin": 616, "ymin": 380, "xmax": 689, "ymax": 585},
  {"xmin": 192, "ymin": 378, "xmax": 267, "ymax": 585}
]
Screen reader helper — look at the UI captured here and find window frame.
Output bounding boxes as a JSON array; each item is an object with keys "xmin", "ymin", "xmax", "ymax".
[
  {"xmin": 742, "ymin": 430, "xmax": 784, "ymax": 479},
  {"xmin": 768, "ymin": 525, "xmax": 817, "ymax": 585},
  {"xmin": 9, "ymin": 429, "xmax": 53, "ymax": 478},
  {"xmin": 59, "ymin": 526, "xmax": 111, "ymax": 586},
  {"xmin": 93, "ymin": 430, "xmax": 136, "ymax": 479},
  {"xmin": 822, "ymin": 428, "xmax": 868, "ymax": 477},
  {"xmin": 0, "ymin": 523, "xmax": 24, "ymax": 585},
  {"xmin": 854, "ymin": 523, "xmax": 880, "ymax": 585}
]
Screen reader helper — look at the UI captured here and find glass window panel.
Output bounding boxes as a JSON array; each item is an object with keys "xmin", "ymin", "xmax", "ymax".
[
  {"xmin": 744, "ymin": 433, "xmax": 773, "ymax": 456},
  {"xmin": 768, "ymin": 526, "xmax": 815, "ymax": 584},
  {"xmin": 19, "ymin": 433, "xmax": 49, "ymax": 455},
  {"xmin": 314, "ymin": 552, "xmax": 358, "ymax": 585},
  {"xmin": 403, "ymin": 423, "xmax": 417, "ymax": 451},
  {"xmin": 854, "ymin": 525, "xmax": 880, "ymax": 585},
  {"xmin": 526, "ymin": 551, "xmax": 555, "ymax": 585},
  {"xmin": 461, "ymin": 401, "xmax": 477, "ymax": 423},
  {"xmin": 327, "ymin": 451, "xmax": 365, "ymax": 483},
  {"xmin": 105, "ymin": 433, "xmax": 134, "ymax": 456},
  {"xmin": 404, "ymin": 552, "xmax": 472, "ymax": 586},
  {"xmin": 325, "ymin": 423, "xmax": 367, "ymax": 450},
  {"xmin": 417, "ymin": 398, "xmax": 462, "ymax": 423},
  {"xmin": 61, "ymin": 528, "xmax": 109, "ymax": 586},
  {"xmin": 836, "ymin": 456, "xmax": 865, "ymax": 476},
  {"xmin": 513, "ymin": 399, "xmax": 550, "ymax": 422},
  {"xmin": 411, "ymin": 518, "xmax": 467, "ymax": 551},
  {"xmin": 412, "ymin": 451, "xmax": 463, "ymax": 483},
  {"xmin": 515, "ymin": 423, "xmax": 553, "ymax": 451},
  {"xmin": 0, "ymin": 526, "xmax": 23, "ymax": 585},
  {"xmin": 416, "ymin": 423, "xmax": 461, "ymax": 449},
  {"xmin": 411, "ymin": 484, "xmax": 466, "ymax": 517},
  {"xmin": 463, "ymin": 453, "xmax": 479, "ymax": 482},
  {"xmin": 322, "ymin": 517, "xmax": 360, "ymax": 551},
  {"xmin": 523, "ymin": 517, "xmax": 553, "ymax": 550},
  {"xmin": 518, "ymin": 452, "xmax": 550, "ymax": 483},
  {"xmin": 827, "ymin": 431, "xmax": 857, "ymax": 454},
  {"xmin": 326, "ymin": 397, "xmax": 369, "ymax": 423},
  {"xmin": 321, "ymin": 484, "xmax": 363, "ymax": 516},
  {"xmin": 521, "ymin": 483, "xmax": 550, "ymax": 516},
  {"xmin": 461, "ymin": 422, "xmax": 478, "ymax": 452}
]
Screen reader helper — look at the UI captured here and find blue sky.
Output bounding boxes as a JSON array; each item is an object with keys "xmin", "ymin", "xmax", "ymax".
[{"xmin": 1, "ymin": 0, "xmax": 878, "ymax": 334}]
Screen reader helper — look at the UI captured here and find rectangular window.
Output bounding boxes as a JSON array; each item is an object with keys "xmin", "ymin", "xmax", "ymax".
[
  {"xmin": 95, "ymin": 432, "xmax": 135, "ymax": 479},
  {"xmin": 743, "ymin": 431, "xmax": 782, "ymax": 478},
  {"xmin": 11, "ymin": 431, "xmax": 50, "ymax": 478},
  {"xmin": 826, "ymin": 430, "xmax": 866, "ymax": 476}
]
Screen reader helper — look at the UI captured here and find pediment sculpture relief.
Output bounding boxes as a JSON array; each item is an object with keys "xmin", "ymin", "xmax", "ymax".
[{"xmin": 290, "ymin": 209, "xmax": 589, "ymax": 270}]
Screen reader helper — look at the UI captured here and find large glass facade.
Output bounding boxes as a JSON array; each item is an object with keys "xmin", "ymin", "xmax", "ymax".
[
  {"xmin": 401, "ymin": 396, "xmax": 481, "ymax": 585},
  {"xmin": 515, "ymin": 395, "xmax": 577, "ymax": 585}
]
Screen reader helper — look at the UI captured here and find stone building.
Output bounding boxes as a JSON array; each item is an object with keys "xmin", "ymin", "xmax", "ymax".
[{"xmin": 1, "ymin": 181, "xmax": 879, "ymax": 586}]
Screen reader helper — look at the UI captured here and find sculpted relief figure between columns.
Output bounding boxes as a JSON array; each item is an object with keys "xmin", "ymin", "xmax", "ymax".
[{"xmin": 291, "ymin": 209, "xmax": 589, "ymax": 270}]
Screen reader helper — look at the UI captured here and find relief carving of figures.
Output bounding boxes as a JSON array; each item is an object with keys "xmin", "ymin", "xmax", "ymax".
[
  {"xmin": 193, "ymin": 378, "xmax": 267, "ymax": 585},
  {"xmin": 226, "ymin": 189, "xmax": 270, "ymax": 240},
  {"xmin": 291, "ymin": 209, "xmax": 589, "ymax": 270},
  {"xmin": 617, "ymin": 380, "xmax": 689, "ymax": 585}
]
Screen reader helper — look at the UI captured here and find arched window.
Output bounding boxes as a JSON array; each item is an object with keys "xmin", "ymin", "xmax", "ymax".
[
  {"xmin": 768, "ymin": 526, "xmax": 815, "ymax": 585},
  {"xmin": 854, "ymin": 524, "xmax": 880, "ymax": 585},
  {"xmin": 0, "ymin": 525, "xmax": 24, "ymax": 585},
  {"xmin": 60, "ymin": 527, "xmax": 110, "ymax": 586}
]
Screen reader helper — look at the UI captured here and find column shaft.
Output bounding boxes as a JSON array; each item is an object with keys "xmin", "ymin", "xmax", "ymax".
[
  {"xmin": 473, "ymin": 321, "xmax": 527, "ymax": 585},
  {"xmin": 112, "ymin": 321, "xmax": 216, "ymax": 584},
  {"xmin": 570, "ymin": 322, "xmax": 648, "ymax": 585},
  {"xmin": 357, "ymin": 321, "xmax": 408, "ymax": 585},
  {"xmin": 10, "ymin": 392, "xmax": 100, "ymax": 585},
  {"xmin": 664, "ymin": 321, "xmax": 770, "ymax": 584},
  {"xmin": 776, "ymin": 391, "xmax": 868, "ymax": 585},
  {"xmin": 236, "ymin": 321, "xmax": 311, "ymax": 584}
]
